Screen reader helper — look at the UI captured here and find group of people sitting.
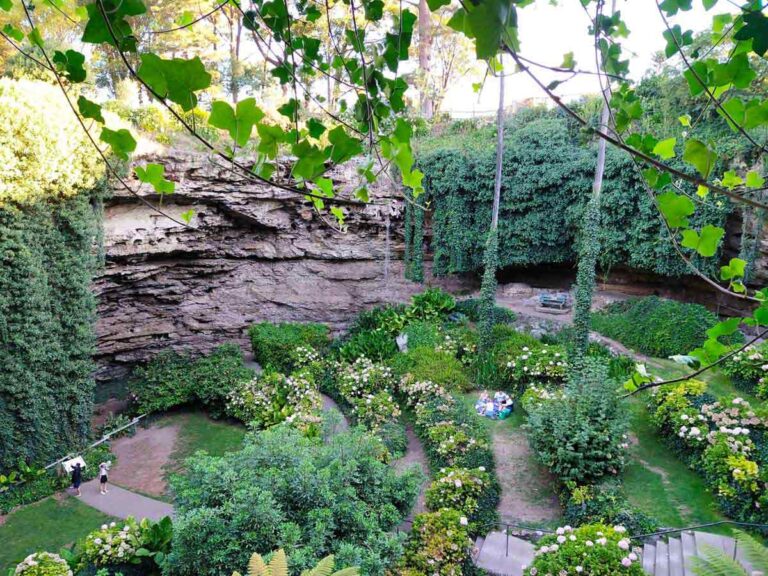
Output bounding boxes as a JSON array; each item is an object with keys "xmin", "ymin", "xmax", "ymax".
[{"xmin": 475, "ymin": 390, "xmax": 513, "ymax": 420}]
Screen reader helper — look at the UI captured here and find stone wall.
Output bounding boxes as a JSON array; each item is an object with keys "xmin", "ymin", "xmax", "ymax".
[{"xmin": 94, "ymin": 152, "xmax": 475, "ymax": 380}]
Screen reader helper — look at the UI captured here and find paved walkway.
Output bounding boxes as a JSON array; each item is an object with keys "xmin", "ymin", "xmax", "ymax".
[{"xmin": 78, "ymin": 480, "xmax": 174, "ymax": 521}]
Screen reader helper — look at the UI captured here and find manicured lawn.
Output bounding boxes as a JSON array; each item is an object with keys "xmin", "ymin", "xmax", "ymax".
[
  {"xmin": 0, "ymin": 496, "xmax": 115, "ymax": 573},
  {"xmin": 163, "ymin": 410, "xmax": 246, "ymax": 476}
]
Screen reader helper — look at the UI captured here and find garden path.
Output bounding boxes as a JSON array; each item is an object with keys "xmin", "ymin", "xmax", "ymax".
[
  {"xmin": 77, "ymin": 480, "xmax": 173, "ymax": 522},
  {"xmin": 393, "ymin": 425, "xmax": 430, "ymax": 529},
  {"xmin": 107, "ymin": 423, "xmax": 180, "ymax": 497}
]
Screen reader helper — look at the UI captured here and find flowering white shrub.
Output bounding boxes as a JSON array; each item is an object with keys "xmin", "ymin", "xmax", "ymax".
[
  {"xmin": 399, "ymin": 376, "xmax": 452, "ymax": 409},
  {"xmin": 504, "ymin": 344, "xmax": 568, "ymax": 390},
  {"xmin": 425, "ymin": 466, "xmax": 489, "ymax": 518},
  {"xmin": 525, "ymin": 524, "xmax": 643, "ymax": 576},
  {"xmin": 226, "ymin": 371, "xmax": 322, "ymax": 434},
  {"xmin": 83, "ymin": 519, "xmax": 143, "ymax": 566},
  {"xmin": 350, "ymin": 390, "xmax": 401, "ymax": 431},
  {"xmin": 520, "ymin": 384, "xmax": 565, "ymax": 412},
  {"xmin": 722, "ymin": 343, "xmax": 768, "ymax": 398},
  {"xmin": 14, "ymin": 552, "xmax": 72, "ymax": 576},
  {"xmin": 336, "ymin": 356, "xmax": 396, "ymax": 399}
]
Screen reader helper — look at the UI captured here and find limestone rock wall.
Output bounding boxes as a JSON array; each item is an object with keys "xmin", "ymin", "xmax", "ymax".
[{"xmin": 94, "ymin": 152, "xmax": 474, "ymax": 380}]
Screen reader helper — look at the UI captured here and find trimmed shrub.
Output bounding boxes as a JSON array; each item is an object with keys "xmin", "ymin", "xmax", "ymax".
[
  {"xmin": 591, "ymin": 296, "xmax": 742, "ymax": 357},
  {"xmin": 392, "ymin": 347, "xmax": 472, "ymax": 391},
  {"xmin": 563, "ymin": 482, "xmax": 658, "ymax": 535},
  {"xmin": 721, "ymin": 342, "xmax": 768, "ymax": 398},
  {"xmin": 403, "ymin": 320, "xmax": 442, "ymax": 350},
  {"xmin": 526, "ymin": 361, "xmax": 629, "ymax": 485},
  {"xmin": 13, "ymin": 552, "xmax": 72, "ymax": 576},
  {"xmin": 248, "ymin": 322, "xmax": 329, "ymax": 372},
  {"xmin": 525, "ymin": 523, "xmax": 644, "ymax": 576},
  {"xmin": 348, "ymin": 305, "xmax": 408, "ymax": 337},
  {"xmin": 401, "ymin": 509, "xmax": 472, "ymax": 576}
]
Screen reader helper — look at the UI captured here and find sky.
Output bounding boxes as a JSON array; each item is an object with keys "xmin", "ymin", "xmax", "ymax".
[{"xmin": 440, "ymin": 1, "xmax": 722, "ymax": 117}]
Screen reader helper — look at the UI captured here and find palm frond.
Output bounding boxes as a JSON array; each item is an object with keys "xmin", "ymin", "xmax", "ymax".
[
  {"xmin": 268, "ymin": 549, "xmax": 289, "ymax": 576},
  {"xmin": 247, "ymin": 553, "xmax": 269, "ymax": 576},
  {"xmin": 691, "ymin": 544, "xmax": 747, "ymax": 576},
  {"xmin": 734, "ymin": 529, "xmax": 768, "ymax": 572}
]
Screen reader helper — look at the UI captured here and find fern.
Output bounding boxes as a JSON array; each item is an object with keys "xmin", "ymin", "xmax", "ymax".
[
  {"xmin": 236, "ymin": 549, "xmax": 360, "ymax": 576},
  {"xmin": 734, "ymin": 529, "xmax": 768, "ymax": 573},
  {"xmin": 691, "ymin": 544, "xmax": 747, "ymax": 576}
]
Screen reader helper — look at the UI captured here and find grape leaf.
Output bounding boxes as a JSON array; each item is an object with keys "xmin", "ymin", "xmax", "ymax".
[
  {"xmin": 77, "ymin": 96, "xmax": 104, "ymax": 123},
  {"xmin": 683, "ymin": 139, "xmax": 716, "ymax": 178},
  {"xmin": 100, "ymin": 127, "xmax": 137, "ymax": 160},
  {"xmin": 721, "ymin": 257, "xmax": 746, "ymax": 281},
  {"xmin": 657, "ymin": 191, "xmax": 695, "ymax": 228},
  {"xmin": 180, "ymin": 209, "xmax": 195, "ymax": 224},
  {"xmin": 0, "ymin": 0, "xmax": 12, "ymax": 11},
  {"xmin": 734, "ymin": 10, "xmax": 768, "ymax": 56},
  {"xmin": 653, "ymin": 137, "xmax": 676, "ymax": 159},
  {"xmin": 208, "ymin": 98, "xmax": 265, "ymax": 147},
  {"xmin": 680, "ymin": 224, "xmax": 724, "ymax": 257},
  {"xmin": 256, "ymin": 123, "xmax": 285, "ymax": 159},
  {"xmin": 327, "ymin": 127, "xmax": 363, "ymax": 164},
  {"xmin": 2, "ymin": 23, "xmax": 23, "ymax": 41},
  {"xmin": 135, "ymin": 163, "xmax": 175, "ymax": 194},
  {"xmin": 137, "ymin": 54, "xmax": 211, "ymax": 111},
  {"xmin": 175, "ymin": 11, "xmax": 194, "ymax": 26},
  {"xmin": 746, "ymin": 171, "xmax": 765, "ymax": 188},
  {"xmin": 52, "ymin": 49, "xmax": 87, "ymax": 83},
  {"xmin": 82, "ymin": 0, "xmax": 146, "ymax": 52},
  {"xmin": 307, "ymin": 118, "xmax": 326, "ymax": 139}
]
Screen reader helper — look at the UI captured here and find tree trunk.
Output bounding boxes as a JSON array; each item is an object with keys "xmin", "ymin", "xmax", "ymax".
[
  {"xmin": 571, "ymin": 35, "xmax": 613, "ymax": 364},
  {"xmin": 418, "ymin": 0, "xmax": 434, "ymax": 119},
  {"xmin": 479, "ymin": 60, "xmax": 505, "ymax": 351}
]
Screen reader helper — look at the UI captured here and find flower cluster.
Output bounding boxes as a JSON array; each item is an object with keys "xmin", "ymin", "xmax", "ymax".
[
  {"xmin": 427, "ymin": 422, "xmax": 487, "ymax": 464},
  {"xmin": 520, "ymin": 384, "xmax": 565, "ymax": 412},
  {"xmin": 399, "ymin": 376, "xmax": 452, "ymax": 411},
  {"xmin": 402, "ymin": 508, "xmax": 472, "ymax": 576},
  {"xmin": 226, "ymin": 371, "xmax": 322, "ymax": 433},
  {"xmin": 289, "ymin": 345, "xmax": 326, "ymax": 381},
  {"xmin": 504, "ymin": 344, "xmax": 569, "ymax": 391},
  {"xmin": 350, "ymin": 390, "xmax": 401, "ymax": 431},
  {"xmin": 14, "ymin": 552, "xmax": 72, "ymax": 576},
  {"xmin": 336, "ymin": 356, "xmax": 396, "ymax": 399},
  {"xmin": 83, "ymin": 520, "xmax": 142, "ymax": 566},
  {"xmin": 722, "ymin": 343, "xmax": 768, "ymax": 399},
  {"xmin": 425, "ymin": 467, "xmax": 489, "ymax": 519},
  {"xmin": 435, "ymin": 331, "xmax": 477, "ymax": 367},
  {"xmin": 525, "ymin": 524, "xmax": 643, "ymax": 576}
]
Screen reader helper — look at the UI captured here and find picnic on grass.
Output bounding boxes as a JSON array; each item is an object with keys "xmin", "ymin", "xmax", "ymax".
[{"xmin": 475, "ymin": 390, "xmax": 513, "ymax": 420}]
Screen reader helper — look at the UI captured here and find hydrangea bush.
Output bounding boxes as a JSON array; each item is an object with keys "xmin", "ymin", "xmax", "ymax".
[
  {"xmin": 648, "ymin": 381, "xmax": 768, "ymax": 523},
  {"xmin": 336, "ymin": 357, "xmax": 396, "ymax": 399},
  {"xmin": 425, "ymin": 467, "xmax": 490, "ymax": 521},
  {"xmin": 721, "ymin": 343, "xmax": 768, "ymax": 398},
  {"xmin": 401, "ymin": 508, "xmax": 472, "ymax": 576},
  {"xmin": 83, "ymin": 520, "xmax": 143, "ymax": 566},
  {"xmin": 525, "ymin": 524, "xmax": 644, "ymax": 576},
  {"xmin": 503, "ymin": 344, "xmax": 569, "ymax": 394},
  {"xmin": 226, "ymin": 371, "xmax": 322, "ymax": 436},
  {"xmin": 14, "ymin": 552, "xmax": 72, "ymax": 576}
]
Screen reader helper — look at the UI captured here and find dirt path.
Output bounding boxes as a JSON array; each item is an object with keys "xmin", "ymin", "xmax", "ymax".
[
  {"xmin": 393, "ymin": 425, "xmax": 430, "ymax": 527},
  {"xmin": 107, "ymin": 423, "xmax": 180, "ymax": 497},
  {"xmin": 491, "ymin": 423, "xmax": 561, "ymax": 525}
]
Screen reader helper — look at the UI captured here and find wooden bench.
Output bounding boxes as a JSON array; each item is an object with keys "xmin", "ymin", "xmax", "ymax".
[{"xmin": 538, "ymin": 293, "xmax": 569, "ymax": 310}]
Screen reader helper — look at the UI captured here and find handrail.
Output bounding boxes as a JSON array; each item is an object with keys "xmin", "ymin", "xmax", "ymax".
[
  {"xmin": 632, "ymin": 520, "xmax": 768, "ymax": 540},
  {"xmin": 43, "ymin": 414, "xmax": 147, "ymax": 470}
]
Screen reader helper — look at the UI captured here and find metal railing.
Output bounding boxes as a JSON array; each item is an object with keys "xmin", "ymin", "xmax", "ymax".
[
  {"xmin": 632, "ymin": 520, "xmax": 768, "ymax": 541},
  {"xmin": 44, "ymin": 413, "xmax": 148, "ymax": 470}
]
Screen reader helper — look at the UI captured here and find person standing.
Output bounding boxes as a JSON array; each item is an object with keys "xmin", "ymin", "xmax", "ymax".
[
  {"xmin": 71, "ymin": 462, "xmax": 83, "ymax": 497},
  {"xmin": 98, "ymin": 461, "xmax": 110, "ymax": 495}
]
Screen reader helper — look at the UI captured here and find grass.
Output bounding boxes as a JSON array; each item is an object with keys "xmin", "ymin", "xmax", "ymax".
[
  {"xmin": 163, "ymin": 410, "xmax": 246, "ymax": 478},
  {"xmin": 0, "ymin": 496, "xmax": 115, "ymax": 573}
]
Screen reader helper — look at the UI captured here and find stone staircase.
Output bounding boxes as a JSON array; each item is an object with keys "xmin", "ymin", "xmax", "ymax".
[
  {"xmin": 473, "ymin": 531, "xmax": 535, "ymax": 576},
  {"xmin": 641, "ymin": 531, "xmax": 762, "ymax": 576}
]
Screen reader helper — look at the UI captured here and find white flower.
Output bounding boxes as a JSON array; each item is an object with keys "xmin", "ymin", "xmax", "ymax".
[
  {"xmin": 460, "ymin": 516, "xmax": 468, "ymax": 526},
  {"xmin": 557, "ymin": 535, "xmax": 566, "ymax": 543}
]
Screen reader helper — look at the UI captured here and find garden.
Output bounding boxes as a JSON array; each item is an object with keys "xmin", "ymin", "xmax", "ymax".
[
  {"xmin": 3, "ymin": 0, "xmax": 768, "ymax": 574},
  {"xmin": 4, "ymin": 287, "xmax": 768, "ymax": 576}
]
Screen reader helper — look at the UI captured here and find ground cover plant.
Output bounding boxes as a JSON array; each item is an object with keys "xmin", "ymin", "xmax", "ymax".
[
  {"xmin": 590, "ymin": 296, "xmax": 742, "ymax": 357},
  {"xmin": 248, "ymin": 323, "xmax": 330, "ymax": 373},
  {"xmin": 129, "ymin": 344, "xmax": 254, "ymax": 417}
]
